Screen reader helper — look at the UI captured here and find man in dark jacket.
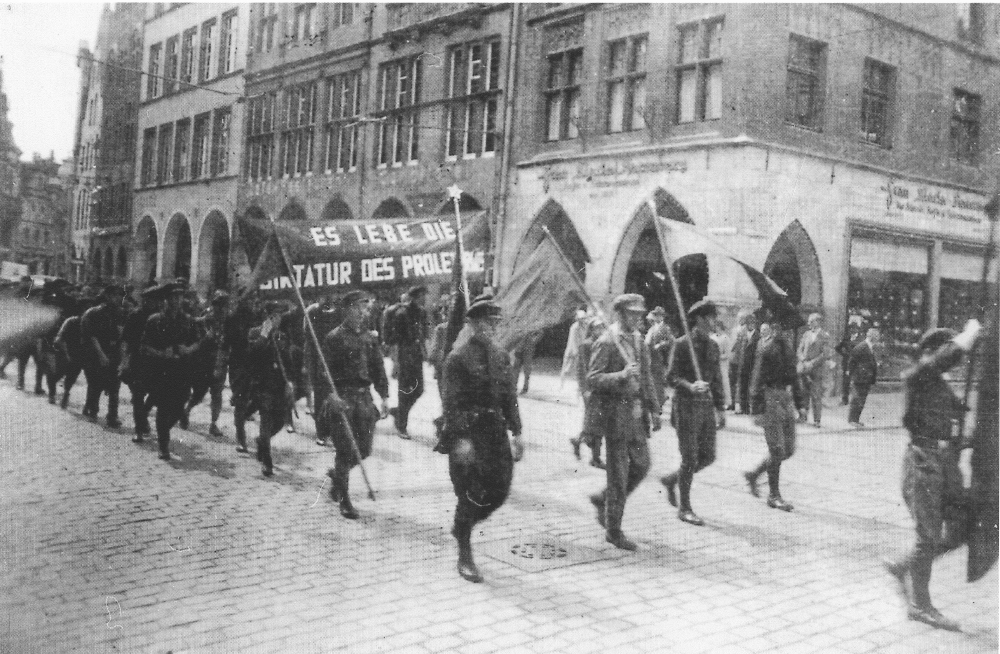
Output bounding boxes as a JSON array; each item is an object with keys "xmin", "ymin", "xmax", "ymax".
[
  {"xmin": 885, "ymin": 319, "xmax": 981, "ymax": 631},
  {"xmin": 80, "ymin": 284, "xmax": 126, "ymax": 427},
  {"xmin": 119, "ymin": 284, "xmax": 162, "ymax": 441},
  {"xmin": 389, "ymin": 285, "xmax": 428, "ymax": 437},
  {"xmin": 847, "ymin": 327, "xmax": 879, "ymax": 427},
  {"xmin": 247, "ymin": 301, "xmax": 298, "ymax": 477}
]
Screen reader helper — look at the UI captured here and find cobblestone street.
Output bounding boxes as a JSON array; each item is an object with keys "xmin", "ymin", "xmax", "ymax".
[{"xmin": 0, "ymin": 361, "xmax": 996, "ymax": 654}]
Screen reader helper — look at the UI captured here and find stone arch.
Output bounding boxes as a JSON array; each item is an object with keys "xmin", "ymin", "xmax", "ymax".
[
  {"xmin": 133, "ymin": 215, "xmax": 158, "ymax": 284},
  {"xmin": 371, "ymin": 197, "xmax": 410, "ymax": 220},
  {"xmin": 196, "ymin": 210, "xmax": 231, "ymax": 293},
  {"xmin": 278, "ymin": 201, "xmax": 308, "ymax": 221},
  {"xmin": 436, "ymin": 194, "xmax": 483, "ymax": 215},
  {"xmin": 162, "ymin": 212, "xmax": 192, "ymax": 282},
  {"xmin": 320, "ymin": 196, "xmax": 354, "ymax": 221},
  {"xmin": 116, "ymin": 246, "xmax": 128, "ymax": 280},
  {"xmin": 513, "ymin": 199, "xmax": 589, "ymax": 279},
  {"xmin": 763, "ymin": 220, "xmax": 823, "ymax": 310}
]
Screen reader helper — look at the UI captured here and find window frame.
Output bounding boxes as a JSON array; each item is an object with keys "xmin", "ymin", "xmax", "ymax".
[
  {"xmin": 219, "ymin": 10, "xmax": 239, "ymax": 77},
  {"xmin": 674, "ymin": 18, "xmax": 724, "ymax": 125},
  {"xmin": 859, "ymin": 58, "xmax": 894, "ymax": 148},
  {"xmin": 211, "ymin": 107, "xmax": 233, "ymax": 177},
  {"xmin": 180, "ymin": 28, "xmax": 197, "ymax": 86},
  {"xmin": 324, "ymin": 71, "xmax": 363, "ymax": 174},
  {"xmin": 543, "ymin": 47, "xmax": 583, "ymax": 142},
  {"xmin": 164, "ymin": 36, "xmax": 179, "ymax": 95},
  {"xmin": 375, "ymin": 57, "xmax": 422, "ymax": 168},
  {"xmin": 247, "ymin": 92, "xmax": 277, "ymax": 181},
  {"xmin": 784, "ymin": 33, "xmax": 827, "ymax": 131},
  {"xmin": 951, "ymin": 88, "xmax": 981, "ymax": 166},
  {"xmin": 146, "ymin": 42, "xmax": 162, "ymax": 99},
  {"xmin": 279, "ymin": 82, "xmax": 318, "ymax": 178},
  {"xmin": 191, "ymin": 112, "xmax": 212, "ymax": 179},
  {"xmin": 445, "ymin": 39, "xmax": 502, "ymax": 160},
  {"xmin": 200, "ymin": 18, "xmax": 217, "ymax": 83},
  {"xmin": 605, "ymin": 33, "xmax": 648, "ymax": 134},
  {"xmin": 173, "ymin": 117, "xmax": 191, "ymax": 182}
]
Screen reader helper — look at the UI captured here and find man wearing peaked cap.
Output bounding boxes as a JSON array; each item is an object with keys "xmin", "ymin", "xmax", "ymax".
[
  {"xmin": 387, "ymin": 284, "xmax": 430, "ymax": 437},
  {"xmin": 587, "ymin": 293, "xmax": 661, "ymax": 551}
]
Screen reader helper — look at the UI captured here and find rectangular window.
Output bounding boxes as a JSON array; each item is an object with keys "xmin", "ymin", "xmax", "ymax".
[
  {"xmin": 292, "ymin": 4, "xmax": 316, "ymax": 42},
  {"xmin": 200, "ymin": 19, "xmax": 216, "ymax": 83},
  {"xmin": 675, "ymin": 18, "xmax": 723, "ymax": 124},
  {"xmin": 164, "ymin": 36, "xmax": 179, "ymax": 94},
  {"xmin": 180, "ymin": 28, "xmax": 197, "ymax": 85},
  {"xmin": 333, "ymin": 3, "xmax": 354, "ymax": 27},
  {"xmin": 785, "ymin": 34, "xmax": 826, "ymax": 130},
  {"xmin": 191, "ymin": 112, "xmax": 211, "ymax": 179},
  {"xmin": 146, "ymin": 42, "xmax": 162, "ymax": 99},
  {"xmin": 324, "ymin": 71, "xmax": 362, "ymax": 173},
  {"xmin": 255, "ymin": 4, "xmax": 277, "ymax": 53},
  {"xmin": 280, "ymin": 83, "xmax": 317, "ymax": 176},
  {"xmin": 219, "ymin": 10, "xmax": 239, "ymax": 76},
  {"xmin": 156, "ymin": 123, "xmax": 173, "ymax": 185},
  {"xmin": 211, "ymin": 107, "xmax": 232, "ymax": 177},
  {"xmin": 247, "ymin": 93, "xmax": 276, "ymax": 181},
  {"xmin": 173, "ymin": 118, "xmax": 191, "ymax": 182},
  {"xmin": 860, "ymin": 59, "xmax": 894, "ymax": 147},
  {"xmin": 140, "ymin": 127, "xmax": 156, "ymax": 186},
  {"xmin": 951, "ymin": 89, "xmax": 981, "ymax": 165},
  {"xmin": 375, "ymin": 57, "xmax": 421, "ymax": 166},
  {"xmin": 544, "ymin": 48, "xmax": 582, "ymax": 141},
  {"xmin": 606, "ymin": 34, "xmax": 647, "ymax": 133},
  {"xmin": 445, "ymin": 40, "xmax": 502, "ymax": 158}
]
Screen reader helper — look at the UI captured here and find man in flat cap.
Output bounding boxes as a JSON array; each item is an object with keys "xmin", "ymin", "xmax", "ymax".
[
  {"xmin": 645, "ymin": 305, "xmax": 675, "ymax": 407},
  {"xmin": 660, "ymin": 299, "xmax": 726, "ymax": 526},
  {"xmin": 119, "ymin": 283, "xmax": 165, "ymax": 441},
  {"xmin": 320, "ymin": 290, "xmax": 390, "ymax": 518},
  {"xmin": 587, "ymin": 293, "xmax": 661, "ymax": 550},
  {"xmin": 885, "ymin": 319, "xmax": 982, "ymax": 631},
  {"xmin": 184, "ymin": 290, "xmax": 231, "ymax": 438},
  {"xmin": 388, "ymin": 285, "xmax": 429, "ymax": 437},
  {"xmin": 439, "ymin": 294, "xmax": 523, "ymax": 581},
  {"xmin": 80, "ymin": 284, "xmax": 126, "ymax": 427},
  {"xmin": 246, "ymin": 300, "xmax": 298, "ymax": 477}
]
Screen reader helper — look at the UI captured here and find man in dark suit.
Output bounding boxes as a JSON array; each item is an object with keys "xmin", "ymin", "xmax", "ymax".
[{"xmin": 847, "ymin": 327, "xmax": 879, "ymax": 427}]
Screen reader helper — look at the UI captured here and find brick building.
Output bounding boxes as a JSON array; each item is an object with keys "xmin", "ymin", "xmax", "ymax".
[
  {"xmin": 70, "ymin": 3, "xmax": 145, "ymax": 283},
  {"xmin": 499, "ymin": 3, "xmax": 1000, "ymax": 376},
  {"xmin": 132, "ymin": 3, "xmax": 249, "ymax": 293}
]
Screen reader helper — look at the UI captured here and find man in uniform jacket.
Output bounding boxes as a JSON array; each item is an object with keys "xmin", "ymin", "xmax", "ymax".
[
  {"xmin": 587, "ymin": 294, "xmax": 661, "ymax": 551},
  {"xmin": 80, "ymin": 284, "xmax": 126, "ymax": 427},
  {"xmin": 53, "ymin": 298, "xmax": 90, "ymax": 410},
  {"xmin": 661, "ymin": 299, "xmax": 726, "ymax": 526},
  {"xmin": 743, "ymin": 316, "xmax": 797, "ymax": 511},
  {"xmin": 885, "ymin": 320, "xmax": 981, "ymax": 632},
  {"xmin": 184, "ymin": 290, "xmax": 231, "ymax": 438},
  {"xmin": 847, "ymin": 327, "xmax": 880, "ymax": 427},
  {"xmin": 644, "ymin": 305, "xmax": 674, "ymax": 407},
  {"xmin": 797, "ymin": 313, "xmax": 832, "ymax": 427},
  {"xmin": 389, "ymin": 285, "xmax": 429, "ymax": 437},
  {"xmin": 440, "ymin": 295, "xmax": 523, "ymax": 581},
  {"xmin": 119, "ymin": 284, "xmax": 162, "ymax": 441},
  {"xmin": 226, "ymin": 291, "xmax": 261, "ymax": 453},
  {"xmin": 570, "ymin": 315, "xmax": 608, "ymax": 469},
  {"xmin": 320, "ymin": 290, "xmax": 390, "ymax": 519},
  {"xmin": 247, "ymin": 301, "xmax": 298, "ymax": 477},
  {"xmin": 141, "ymin": 283, "xmax": 206, "ymax": 461}
]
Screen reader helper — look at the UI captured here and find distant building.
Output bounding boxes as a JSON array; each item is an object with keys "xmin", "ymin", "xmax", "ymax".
[
  {"xmin": 0, "ymin": 64, "xmax": 21, "ymax": 268},
  {"xmin": 70, "ymin": 3, "xmax": 145, "ymax": 284},
  {"xmin": 13, "ymin": 154, "xmax": 71, "ymax": 277}
]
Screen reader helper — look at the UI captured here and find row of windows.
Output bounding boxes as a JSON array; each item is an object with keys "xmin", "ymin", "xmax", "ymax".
[
  {"xmin": 252, "ymin": 3, "xmax": 357, "ymax": 56},
  {"xmin": 19, "ymin": 225, "xmax": 52, "ymax": 248},
  {"xmin": 140, "ymin": 107, "xmax": 232, "ymax": 187},
  {"xmin": 146, "ymin": 9, "xmax": 239, "ymax": 100}
]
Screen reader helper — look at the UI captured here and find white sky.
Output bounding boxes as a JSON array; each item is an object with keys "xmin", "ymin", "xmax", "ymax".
[{"xmin": 0, "ymin": 3, "xmax": 104, "ymax": 162}]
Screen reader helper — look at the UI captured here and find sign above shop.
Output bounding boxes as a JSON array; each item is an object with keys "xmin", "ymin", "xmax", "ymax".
[
  {"xmin": 882, "ymin": 180, "xmax": 987, "ymax": 225},
  {"xmin": 538, "ymin": 157, "xmax": 688, "ymax": 193}
]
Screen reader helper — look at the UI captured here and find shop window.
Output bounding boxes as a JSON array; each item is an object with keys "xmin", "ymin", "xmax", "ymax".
[
  {"xmin": 156, "ymin": 123, "xmax": 173, "ymax": 185},
  {"xmin": 180, "ymin": 28, "xmax": 196, "ymax": 85},
  {"xmin": 951, "ymin": 89, "xmax": 980, "ymax": 165},
  {"xmin": 675, "ymin": 18, "xmax": 723, "ymax": 124},
  {"xmin": 544, "ymin": 48, "xmax": 583, "ymax": 141},
  {"xmin": 147, "ymin": 42, "xmax": 162, "ymax": 99},
  {"xmin": 325, "ymin": 71, "xmax": 362, "ymax": 173},
  {"xmin": 200, "ymin": 18, "xmax": 216, "ymax": 83},
  {"xmin": 860, "ymin": 59, "xmax": 894, "ymax": 147},
  {"xmin": 164, "ymin": 35, "xmax": 179, "ymax": 94},
  {"xmin": 211, "ymin": 107, "xmax": 232, "ymax": 176},
  {"xmin": 191, "ymin": 112, "xmax": 211, "ymax": 179},
  {"xmin": 279, "ymin": 83, "xmax": 317, "ymax": 177},
  {"xmin": 785, "ymin": 34, "xmax": 825, "ymax": 131},
  {"xmin": 247, "ymin": 93, "xmax": 276, "ymax": 181},
  {"xmin": 606, "ymin": 35, "xmax": 647, "ymax": 133},
  {"xmin": 173, "ymin": 118, "xmax": 191, "ymax": 182},
  {"xmin": 219, "ymin": 10, "xmax": 239, "ymax": 76},
  {"xmin": 939, "ymin": 248, "xmax": 990, "ymax": 330},
  {"xmin": 374, "ymin": 57, "xmax": 421, "ymax": 167},
  {"xmin": 445, "ymin": 40, "xmax": 502, "ymax": 159}
]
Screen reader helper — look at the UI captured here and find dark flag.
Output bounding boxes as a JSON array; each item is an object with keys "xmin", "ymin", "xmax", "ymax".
[{"xmin": 240, "ymin": 230, "xmax": 289, "ymax": 296}]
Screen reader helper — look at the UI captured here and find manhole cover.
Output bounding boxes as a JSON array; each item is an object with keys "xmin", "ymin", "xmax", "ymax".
[{"xmin": 481, "ymin": 536, "xmax": 604, "ymax": 572}]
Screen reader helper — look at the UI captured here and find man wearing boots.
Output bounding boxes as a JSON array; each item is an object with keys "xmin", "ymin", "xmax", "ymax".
[
  {"xmin": 320, "ymin": 291, "xmax": 389, "ymax": 519},
  {"xmin": 587, "ymin": 294, "xmax": 661, "ymax": 551},
  {"xmin": 440, "ymin": 295, "xmax": 523, "ymax": 581},
  {"xmin": 80, "ymin": 284, "xmax": 126, "ymax": 427},
  {"xmin": 226, "ymin": 290, "xmax": 261, "ymax": 454},
  {"xmin": 184, "ymin": 290, "xmax": 231, "ymax": 438},
  {"xmin": 389, "ymin": 285, "xmax": 428, "ymax": 438},
  {"xmin": 53, "ymin": 297, "xmax": 90, "ymax": 410},
  {"xmin": 743, "ymin": 315, "xmax": 797, "ymax": 512},
  {"xmin": 660, "ymin": 300, "xmax": 726, "ymax": 526},
  {"xmin": 885, "ymin": 319, "xmax": 981, "ymax": 632},
  {"xmin": 247, "ymin": 301, "xmax": 297, "ymax": 477},
  {"xmin": 120, "ymin": 284, "xmax": 163, "ymax": 441}
]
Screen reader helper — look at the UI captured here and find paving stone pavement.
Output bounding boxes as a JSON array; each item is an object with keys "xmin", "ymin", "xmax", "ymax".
[{"xmin": 0, "ymin": 359, "xmax": 995, "ymax": 654}]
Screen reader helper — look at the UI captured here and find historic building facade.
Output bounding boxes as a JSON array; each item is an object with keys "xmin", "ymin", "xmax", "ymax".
[
  {"xmin": 70, "ymin": 3, "xmax": 145, "ymax": 283},
  {"xmin": 0, "ymin": 65, "xmax": 21, "ymax": 271},
  {"xmin": 132, "ymin": 3, "xmax": 249, "ymax": 293},
  {"xmin": 11, "ymin": 155, "xmax": 72, "ymax": 278},
  {"xmin": 499, "ymin": 3, "xmax": 1000, "ymax": 377}
]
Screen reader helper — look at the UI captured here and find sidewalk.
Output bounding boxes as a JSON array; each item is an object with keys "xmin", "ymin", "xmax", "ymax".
[{"xmin": 0, "ymin": 358, "xmax": 995, "ymax": 654}]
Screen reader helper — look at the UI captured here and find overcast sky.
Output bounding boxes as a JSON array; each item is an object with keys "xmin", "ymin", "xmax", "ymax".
[{"xmin": 0, "ymin": 3, "xmax": 104, "ymax": 162}]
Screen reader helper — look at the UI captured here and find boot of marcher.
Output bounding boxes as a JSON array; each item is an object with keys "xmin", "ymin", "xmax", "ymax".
[
  {"xmin": 337, "ymin": 471, "xmax": 359, "ymax": 519},
  {"xmin": 453, "ymin": 521, "xmax": 482, "ymax": 583}
]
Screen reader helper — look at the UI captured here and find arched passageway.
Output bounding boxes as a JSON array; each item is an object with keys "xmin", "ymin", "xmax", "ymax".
[
  {"xmin": 133, "ymin": 216, "xmax": 158, "ymax": 285},
  {"xmin": 162, "ymin": 213, "xmax": 192, "ymax": 282},
  {"xmin": 197, "ymin": 211, "xmax": 231, "ymax": 293}
]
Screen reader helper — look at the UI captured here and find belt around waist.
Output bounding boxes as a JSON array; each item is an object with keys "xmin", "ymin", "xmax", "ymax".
[
  {"xmin": 910, "ymin": 437, "xmax": 951, "ymax": 450},
  {"xmin": 335, "ymin": 385, "xmax": 371, "ymax": 395}
]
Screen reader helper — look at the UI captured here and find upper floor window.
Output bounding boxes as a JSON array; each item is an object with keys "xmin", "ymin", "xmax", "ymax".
[
  {"xmin": 255, "ymin": 4, "xmax": 278, "ymax": 53},
  {"xmin": 375, "ymin": 57, "xmax": 421, "ymax": 166},
  {"xmin": 173, "ymin": 118, "xmax": 191, "ymax": 182},
  {"xmin": 147, "ymin": 42, "xmax": 162, "ymax": 99},
  {"xmin": 676, "ymin": 18, "xmax": 723, "ymax": 124},
  {"xmin": 951, "ymin": 89, "xmax": 981, "ymax": 165},
  {"xmin": 332, "ymin": 3, "xmax": 354, "ymax": 27},
  {"xmin": 325, "ymin": 72, "xmax": 362, "ymax": 173},
  {"xmin": 140, "ymin": 127, "xmax": 156, "ymax": 186},
  {"xmin": 219, "ymin": 10, "xmax": 239, "ymax": 76},
  {"xmin": 247, "ymin": 93, "xmax": 277, "ymax": 181},
  {"xmin": 291, "ymin": 4, "xmax": 317, "ymax": 42},
  {"xmin": 860, "ymin": 59, "xmax": 894, "ymax": 147},
  {"xmin": 211, "ymin": 107, "xmax": 232, "ymax": 176},
  {"xmin": 191, "ymin": 112, "xmax": 211, "ymax": 179},
  {"xmin": 156, "ymin": 123, "xmax": 174, "ymax": 185},
  {"xmin": 200, "ymin": 19, "xmax": 216, "ymax": 83},
  {"xmin": 956, "ymin": 3, "xmax": 987, "ymax": 45},
  {"xmin": 785, "ymin": 34, "xmax": 826, "ymax": 131},
  {"xmin": 606, "ymin": 34, "xmax": 647, "ymax": 133},
  {"xmin": 164, "ymin": 35, "xmax": 179, "ymax": 94},
  {"xmin": 544, "ymin": 48, "xmax": 582, "ymax": 141},
  {"xmin": 446, "ymin": 40, "xmax": 502, "ymax": 159},
  {"xmin": 280, "ymin": 83, "xmax": 317, "ymax": 177},
  {"xmin": 180, "ymin": 28, "xmax": 197, "ymax": 86}
]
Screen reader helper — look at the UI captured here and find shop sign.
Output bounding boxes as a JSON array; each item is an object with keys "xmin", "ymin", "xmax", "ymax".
[
  {"xmin": 538, "ymin": 158, "xmax": 688, "ymax": 194},
  {"xmin": 882, "ymin": 180, "xmax": 987, "ymax": 225}
]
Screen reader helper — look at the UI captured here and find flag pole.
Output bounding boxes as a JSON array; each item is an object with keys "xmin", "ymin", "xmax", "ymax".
[
  {"xmin": 649, "ymin": 203, "xmax": 703, "ymax": 381},
  {"xmin": 448, "ymin": 185, "xmax": 471, "ymax": 306},
  {"xmin": 264, "ymin": 218, "xmax": 377, "ymax": 501}
]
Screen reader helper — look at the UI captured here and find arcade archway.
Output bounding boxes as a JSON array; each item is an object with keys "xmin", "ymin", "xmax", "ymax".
[
  {"xmin": 197, "ymin": 211, "xmax": 231, "ymax": 293},
  {"xmin": 320, "ymin": 196, "xmax": 354, "ymax": 221},
  {"xmin": 372, "ymin": 197, "xmax": 409, "ymax": 219},
  {"xmin": 279, "ymin": 201, "xmax": 308, "ymax": 221},
  {"xmin": 133, "ymin": 216, "xmax": 158, "ymax": 284},
  {"xmin": 763, "ymin": 220, "xmax": 822, "ymax": 311},
  {"xmin": 162, "ymin": 213, "xmax": 192, "ymax": 282},
  {"xmin": 513, "ymin": 199, "xmax": 589, "ymax": 279}
]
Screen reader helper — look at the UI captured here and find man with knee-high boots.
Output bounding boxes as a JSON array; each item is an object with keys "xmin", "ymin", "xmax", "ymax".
[
  {"xmin": 80, "ymin": 284, "xmax": 126, "ymax": 428},
  {"xmin": 247, "ymin": 301, "xmax": 297, "ymax": 477},
  {"xmin": 120, "ymin": 284, "xmax": 162, "ymax": 441},
  {"xmin": 389, "ymin": 285, "xmax": 428, "ymax": 438}
]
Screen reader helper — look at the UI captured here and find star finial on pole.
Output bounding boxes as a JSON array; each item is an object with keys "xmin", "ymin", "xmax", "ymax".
[{"xmin": 447, "ymin": 184, "xmax": 463, "ymax": 201}]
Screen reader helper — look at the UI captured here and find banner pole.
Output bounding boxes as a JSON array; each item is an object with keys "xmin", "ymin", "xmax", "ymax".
[
  {"xmin": 265, "ymin": 218, "xmax": 377, "ymax": 501},
  {"xmin": 649, "ymin": 204, "xmax": 703, "ymax": 381},
  {"xmin": 449, "ymin": 186, "xmax": 471, "ymax": 306}
]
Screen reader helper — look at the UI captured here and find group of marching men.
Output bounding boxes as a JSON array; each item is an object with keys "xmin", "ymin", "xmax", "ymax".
[{"xmin": 0, "ymin": 276, "xmax": 986, "ymax": 623}]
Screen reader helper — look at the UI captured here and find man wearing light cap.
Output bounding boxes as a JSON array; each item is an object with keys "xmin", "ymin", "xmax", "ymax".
[
  {"xmin": 587, "ymin": 293, "xmax": 661, "ymax": 551},
  {"xmin": 440, "ymin": 294, "xmax": 523, "ymax": 581},
  {"xmin": 660, "ymin": 299, "xmax": 726, "ymax": 526},
  {"xmin": 885, "ymin": 319, "xmax": 982, "ymax": 631}
]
